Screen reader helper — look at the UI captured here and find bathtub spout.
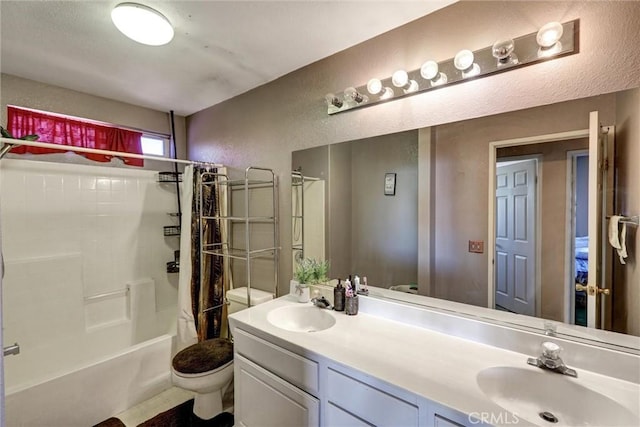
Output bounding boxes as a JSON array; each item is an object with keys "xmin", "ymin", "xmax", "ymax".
[{"xmin": 3, "ymin": 342, "xmax": 20, "ymax": 356}]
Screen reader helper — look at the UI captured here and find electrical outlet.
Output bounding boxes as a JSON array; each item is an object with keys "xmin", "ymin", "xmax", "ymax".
[{"xmin": 469, "ymin": 240, "xmax": 484, "ymax": 253}]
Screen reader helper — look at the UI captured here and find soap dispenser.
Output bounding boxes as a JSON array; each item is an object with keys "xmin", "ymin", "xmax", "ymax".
[{"xmin": 334, "ymin": 279, "xmax": 345, "ymax": 312}]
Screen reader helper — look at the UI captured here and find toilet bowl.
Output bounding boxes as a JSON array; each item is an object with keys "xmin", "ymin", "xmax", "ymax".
[
  {"xmin": 172, "ymin": 360, "xmax": 234, "ymax": 419},
  {"xmin": 172, "ymin": 287, "xmax": 273, "ymax": 420}
]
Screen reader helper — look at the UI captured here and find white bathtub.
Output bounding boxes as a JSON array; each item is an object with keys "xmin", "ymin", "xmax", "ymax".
[{"xmin": 5, "ymin": 332, "xmax": 176, "ymax": 427}]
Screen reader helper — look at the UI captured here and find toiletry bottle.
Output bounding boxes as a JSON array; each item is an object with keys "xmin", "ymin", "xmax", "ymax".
[
  {"xmin": 334, "ymin": 279, "xmax": 345, "ymax": 311},
  {"xmin": 353, "ymin": 275, "xmax": 360, "ymax": 293}
]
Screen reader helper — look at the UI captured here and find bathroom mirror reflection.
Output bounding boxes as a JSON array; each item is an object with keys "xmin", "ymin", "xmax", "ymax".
[{"xmin": 291, "ymin": 87, "xmax": 640, "ymax": 344}]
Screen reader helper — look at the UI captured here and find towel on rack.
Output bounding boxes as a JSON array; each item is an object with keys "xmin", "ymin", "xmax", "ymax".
[{"xmin": 608, "ymin": 215, "xmax": 628, "ymax": 265}]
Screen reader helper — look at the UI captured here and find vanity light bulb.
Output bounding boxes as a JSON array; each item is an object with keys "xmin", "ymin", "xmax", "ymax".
[
  {"xmin": 420, "ymin": 61, "xmax": 439, "ymax": 80},
  {"xmin": 536, "ymin": 21, "xmax": 563, "ymax": 48},
  {"xmin": 344, "ymin": 87, "xmax": 367, "ymax": 104},
  {"xmin": 392, "ymin": 70, "xmax": 419, "ymax": 93},
  {"xmin": 454, "ymin": 49, "xmax": 474, "ymax": 71},
  {"xmin": 492, "ymin": 39, "xmax": 518, "ymax": 66},
  {"xmin": 454, "ymin": 49, "xmax": 481, "ymax": 78},
  {"xmin": 420, "ymin": 60, "xmax": 448, "ymax": 86},
  {"xmin": 324, "ymin": 93, "xmax": 343, "ymax": 108},
  {"xmin": 392, "ymin": 70, "xmax": 409, "ymax": 88},
  {"xmin": 367, "ymin": 78, "xmax": 383, "ymax": 95}
]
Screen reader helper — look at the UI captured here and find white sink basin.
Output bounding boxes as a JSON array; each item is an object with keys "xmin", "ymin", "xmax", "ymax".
[
  {"xmin": 476, "ymin": 367, "xmax": 639, "ymax": 426},
  {"xmin": 267, "ymin": 305, "xmax": 336, "ymax": 333}
]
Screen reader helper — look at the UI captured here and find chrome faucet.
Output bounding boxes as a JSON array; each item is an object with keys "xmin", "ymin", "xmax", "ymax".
[
  {"xmin": 527, "ymin": 341, "xmax": 577, "ymax": 377},
  {"xmin": 311, "ymin": 296, "xmax": 333, "ymax": 310}
]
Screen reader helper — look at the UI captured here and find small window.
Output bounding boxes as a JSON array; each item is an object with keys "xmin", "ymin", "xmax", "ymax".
[{"xmin": 141, "ymin": 136, "xmax": 166, "ymax": 156}]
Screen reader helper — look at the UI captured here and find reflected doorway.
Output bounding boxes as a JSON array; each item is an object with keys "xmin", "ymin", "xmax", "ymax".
[{"xmin": 495, "ymin": 157, "xmax": 538, "ymax": 316}]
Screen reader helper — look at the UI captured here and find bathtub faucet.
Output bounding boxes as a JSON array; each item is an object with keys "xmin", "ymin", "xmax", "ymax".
[{"xmin": 3, "ymin": 342, "xmax": 20, "ymax": 356}]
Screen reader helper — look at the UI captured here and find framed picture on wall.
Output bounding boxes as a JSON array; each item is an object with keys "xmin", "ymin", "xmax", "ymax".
[{"xmin": 384, "ymin": 173, "xmax": 396, "ymax": 196}]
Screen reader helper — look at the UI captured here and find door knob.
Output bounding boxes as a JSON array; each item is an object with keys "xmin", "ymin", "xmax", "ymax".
[{"xmin": 575, "ymin": 284, "xmax": 610, "ymax": 296}]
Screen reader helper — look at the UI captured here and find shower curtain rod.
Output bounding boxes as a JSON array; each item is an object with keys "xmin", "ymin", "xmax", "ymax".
[{"xmin": 0, "ymin": 137, "xmax": 222, "ymax": 167}]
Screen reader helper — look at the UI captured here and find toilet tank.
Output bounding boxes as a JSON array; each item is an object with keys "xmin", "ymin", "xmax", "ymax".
[{"xmin": 227, "ymin": 287, "xmax": 273, "ymax": 314}]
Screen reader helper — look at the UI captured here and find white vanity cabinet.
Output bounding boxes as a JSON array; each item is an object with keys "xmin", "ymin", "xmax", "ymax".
[
  {"xmin": 232, "ymin": 326, "xmax": 478, "ymax": 427},
  {"xmin": 233, "ymin": 328, "xmax": 320, "ymax": 427},
  {"xmin": 325, "ymin": 365, "xmax": 420, "ymax": 426}
]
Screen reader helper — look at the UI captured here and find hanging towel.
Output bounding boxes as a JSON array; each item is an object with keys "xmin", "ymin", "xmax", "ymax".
[{"xmin": 608, "ymin": 215, "xmax": 628, "ymax": 265}]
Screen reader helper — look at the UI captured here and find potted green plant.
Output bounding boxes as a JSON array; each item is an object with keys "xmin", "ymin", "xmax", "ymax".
[{"xmin": 293, "ymin": 258, "xmax": 329, "ymax": 303}]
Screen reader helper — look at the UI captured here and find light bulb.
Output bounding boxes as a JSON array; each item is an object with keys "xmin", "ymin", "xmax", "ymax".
[
  {"xmin": 392, "ymin": 70, "xmax": 419, "ymax": 93},
  {"xmin": 111, "ymin": 3, "xmax": 174, "ymax": 46},
  {"xmin": 367, "ymin": 78, "xmax": 394, "ymax": 99},
  {"xmin": 392, "ymin": 70, "xmax": 409, "ymax": 88},
  {"xmin": 344, "ymin": 87, "xmax": 367, "ymax": 104},
  {"xmin": 536, "ymin": 22, "xmax": 564, "ymax": 48},
  {"xmin": 454, "ymin": 49, "xmax": 481, "ymax": 78},
  {"xmin": 367, "ymin": 78, "xmax": 382, "ymax": 95},
  {"xmin": 492, "ymin": 39, "xmax": 518, "ymax": 66},
  {"xmin": 454, "ymin": 50, "xmax": 474, "ymax": 71},
  {"xmin": 420, "ymin": 60, "xmax": 448, "ymax": 86},
  {"xmin": 324, "ymin": 93, "xmax": 343, "ymax": 108}
]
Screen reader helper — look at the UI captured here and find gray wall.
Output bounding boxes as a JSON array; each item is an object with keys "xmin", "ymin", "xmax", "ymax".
[
  {"xmin": 614, "ymin": 88, "xmax": 640, "ymax": 336},
  {"xmin": 186, "ymin": 1, "xmax": 640, "ymax": 294},
  {"xmin": 351, "ymin": 131, "xmax": 418, "ymax": 287},
  {"xmin": 1, "ymin": 73, "xmax": 187, "ymax": 171}
]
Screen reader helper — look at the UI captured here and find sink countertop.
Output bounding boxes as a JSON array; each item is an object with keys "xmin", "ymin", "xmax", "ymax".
[{"xmin": 229, "ymin": 295, "xmax": 640, "ymax": 426}]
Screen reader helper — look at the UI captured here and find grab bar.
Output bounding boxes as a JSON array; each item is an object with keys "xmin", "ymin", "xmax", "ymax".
[
  {"xmin": 84, "ymin": 285, "xmax": 130, "ymax": 302},
  {"xmin": 3, "ymin": 343, "xmax": 20, "ymax": 356}
]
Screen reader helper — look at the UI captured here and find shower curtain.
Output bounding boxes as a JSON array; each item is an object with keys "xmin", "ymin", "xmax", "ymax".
[{"xmin": 177, "ymin": 165, "xmax": 230, "ymax": 350}]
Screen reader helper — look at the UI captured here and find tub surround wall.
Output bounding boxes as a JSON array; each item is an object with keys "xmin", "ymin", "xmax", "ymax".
[{"xmin": 1, "ymin": 159, "xmax": 178, "ymax": 393}]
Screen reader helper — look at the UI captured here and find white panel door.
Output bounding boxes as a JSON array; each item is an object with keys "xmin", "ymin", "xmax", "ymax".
[
  {"xmin": 495, "ymin": 159, "xmax": 537, "ymax": 316},
  {"xmin": 234, "ymin": 354, "xmax": 319, "ymax": 427}
]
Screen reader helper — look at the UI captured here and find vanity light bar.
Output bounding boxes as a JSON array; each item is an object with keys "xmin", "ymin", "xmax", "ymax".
[{"xmin": 326, "ymin": 20, "xmax": 578, "ymax": 115}]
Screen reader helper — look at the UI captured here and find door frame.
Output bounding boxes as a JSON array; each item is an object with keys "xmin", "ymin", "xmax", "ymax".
[
  {"xmin": 564, "ymin": 149, "xmax": 589, "ymax": 324},
  {"xmin": 487, "ymin": 129, "xmax": 589, "ymax": 312},
  {"xmin": 495, "ymin": 155, "xmax": 541, "ymax": 316}
]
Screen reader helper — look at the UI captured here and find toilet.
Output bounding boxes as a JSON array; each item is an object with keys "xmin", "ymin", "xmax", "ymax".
[{"xmin": 171, "ymin": 287, "xmax": 273, "ymax": 420}]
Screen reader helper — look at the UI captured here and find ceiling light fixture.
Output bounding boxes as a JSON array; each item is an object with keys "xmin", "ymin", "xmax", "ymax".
[
  {"xmin": 326, "ymin": 19, "xmax": 577, "ymax": 115},
  {"xmin": 111, "ymin": 3, "xmax": 174, "ymax": 46}
]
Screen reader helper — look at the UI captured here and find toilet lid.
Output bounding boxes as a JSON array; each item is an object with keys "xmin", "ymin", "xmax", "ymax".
[{"xmin": 172, "ymin": 338, "xmax": 233, "ymax": 374}]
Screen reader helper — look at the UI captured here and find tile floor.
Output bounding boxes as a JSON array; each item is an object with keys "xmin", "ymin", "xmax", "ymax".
[{"xmin": 114, "ymin": 384, "xmax": 234, "ymax": 426}]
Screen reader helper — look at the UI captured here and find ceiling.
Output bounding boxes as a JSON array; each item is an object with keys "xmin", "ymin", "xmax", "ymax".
[{"xmin": 0, "ymin": 1, "xmax": 456, "ymax": 117}]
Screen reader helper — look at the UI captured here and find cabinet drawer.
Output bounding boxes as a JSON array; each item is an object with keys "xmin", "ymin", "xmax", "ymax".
[
  {"xmin": 234, "ymin": 328, "xmax": 319, "ymax": 395},
  {"xmin": 327, "ymin": 368, "xmax": 419, "ymax": 427}
]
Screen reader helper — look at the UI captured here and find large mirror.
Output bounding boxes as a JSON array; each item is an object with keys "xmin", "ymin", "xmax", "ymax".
[{"xmin": 292, "ymin": 88, "xmax": 640, "ymax": 348}]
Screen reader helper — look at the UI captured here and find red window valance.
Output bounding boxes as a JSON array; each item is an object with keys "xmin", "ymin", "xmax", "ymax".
[{"xmin": 7, "ymin": 106, "xmax": 144, "ymax": 167}]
